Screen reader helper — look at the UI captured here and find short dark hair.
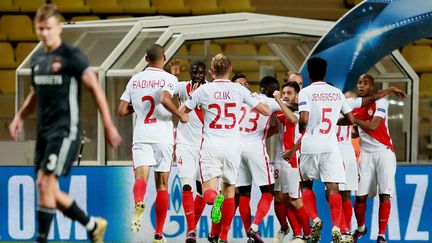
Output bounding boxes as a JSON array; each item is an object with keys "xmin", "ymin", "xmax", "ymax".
[
  {"xmin": 282, "ymin": 81, "xmax": 300, "ymax": 94},
  {"xmin": 190, "ymin": 60, "xmax": 206, "ymax": 70},
  {"xmin": 259, "ymin": 76, "xmax": 279, "ymax": 89},
  {"xmin": 231, "ymin": 73, "xmax": 247, "ymax": 82},
  {"xmin": 146, "ymin": 44, "xmax": 164, "ymax": 63},
  {"xmin": 35, "ymin": 4, "xmax": 62, "ymax": 23},
  {"xmin": 359, "ymin": 73, "xmax": 374, "ymax": 84},
  {"xmin": 307, "ymin": 57, "xmax": 327, "ymax": 81}
]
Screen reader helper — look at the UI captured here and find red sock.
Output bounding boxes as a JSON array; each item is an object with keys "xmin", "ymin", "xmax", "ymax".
[
  {"xmin": 203, "ymin": 189, "xmax": 217, "ymax": 205},
  {"xmin": 133, "ymin": 179, "xmax": 147, "ymax": 204},
  {"xmin": 219, "ymin": 198, "xmax": 235, "ymax": 241},
  {"xmin": 295, "ymin": 206, "xmax": 312, "ymax": 236},
  {"xmin": 343, "ymin": 200, "xmax": 353, "ymax": 231},
  {"xmin": 340, "ymin": 205, "xmax": 350, "ymax": 233},
  {"xmin": 379, "ymin": 201, "xmax": 391, "ymax": 235},
  {"xmin": 274, "ymin": 201, "xmax": 288, "ymax": 230},
  {"xmin": 182, "ymin": 191, "xmax": 195, "ymax": 232},
  {"xmin": 252, "ymin": 193, "xmax": 273, "ymax": 227},
  {"xmin": 239, "ymin": 196, "xmax": 251, "ymax": 231},
  {"xmin": 155, "ymin": 190, "xmax": 169, "ymax": 234},
  {"xmin": 328, "ymin": 193, "xmax": 343, "ymax": 228},
  {"xmin": 287, "ymin": 204, "xmax": 302, "ymax": 236},
  {"xmin": 354, "ymin": 200, "xmax": 366, "ymax": 228},
  {"xmin": 194, "ymin": 195, "xmax": 206, "ymax": 227},
  {"xmin": 210, "ymin": 221, "xmax": 221, "ymax": 236},
  {"xmin": 302, "ymin": 189, "xmax": 319, "ymax": 220}
]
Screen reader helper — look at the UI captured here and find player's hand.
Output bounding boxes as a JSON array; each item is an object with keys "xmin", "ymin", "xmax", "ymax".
[
  {"xmin": 9, "ymin": 116, "xmax": 23, "ymax": 141},
  {"xmin": 273, "ymin": 90, "xmax": 282, "ymax": 100},
  {"xmin": 179, "ymin": 113, "xmax": 189, "ymax": 123},
  {"xmin": 282, "ymin": 149, "xmax": 295, "ymax": 161},
  {"xmin": 105, "ymin": 125, "xmax": 122, "ymax": 149},
  {"xmin": 170, "ymin": 59, "xmax": 185, "ymax": 76},
  {"xmin": 390, "ymin": 86, "xmax": 407, "ymax": 98}
]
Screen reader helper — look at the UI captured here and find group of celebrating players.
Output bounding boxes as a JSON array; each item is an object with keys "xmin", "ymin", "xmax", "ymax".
[{"xmin": 118, "ymin": 44, "xmax": 407, "ymax": 243}]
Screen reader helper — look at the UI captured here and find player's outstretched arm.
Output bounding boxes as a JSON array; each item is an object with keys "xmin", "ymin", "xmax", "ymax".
[
  {"xmin": 9, "ymin": 90, "xmax": 36, "ymax": 141},
  {"xmin": 254, "ymin": 102, "xmax": 271, "ymax": 116},
  {"xmin": 160, "ymin": 90, "xmax": 188, "ymax": 123},
  {"xmin": 361, "ymin": 86, "xmax": 407, "ymax": 106},
  {"xmin": 273, "ymin": 90, "xmax": 298, "ymax": 124},
  {"xmin": 118, "ymin": 100, "xmax": 134, "ymax": 117},
  {"xmin": 82, "ymin": 70, "xmax": 122, "ymax": 148},
  {"xmin": 298, "ymin": 111, "xmax": 309, "ymax": 133},
  {"xmin": 355, "ymin": 116, "xmax": 382, "ymax": 131}
]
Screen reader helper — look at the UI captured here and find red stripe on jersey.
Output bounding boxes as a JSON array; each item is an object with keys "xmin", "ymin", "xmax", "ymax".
[
  {"xmin": 352, "ymin": 102, "xmax": 394, "ymax": 151},
  {"xmin": 283, "ymin": 119, "xmax": 298, "ymax": 168},
  {"xmin": 186, "ymin": 83, "xmax": 205, "ymax": 124},
  {"xmin": 262, "ymin": 116, "xmax": 272, "ymax": 184}
]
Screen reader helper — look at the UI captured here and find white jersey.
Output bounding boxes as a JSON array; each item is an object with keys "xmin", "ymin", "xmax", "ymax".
[
  {"xmin": 175, "ymin": 81, "xmax": 204, "ymax": 146},
  {"xmin": 337, "ymin": 97, "xmax": 362, "ymax": 147},
  {"xmin": 185, "ymin": 79, "xmax": 260, "ymax": 148},
  {"xmin": 239, "ymin": 94, "xmax": 281, "ymax": 152},
  {"xmin": 298, "ymin": 81, "xmax": 352, "ymax": 154},
  {"xmin": 120, "ymin": 67, "xmax": 178, "ymax": 144}
]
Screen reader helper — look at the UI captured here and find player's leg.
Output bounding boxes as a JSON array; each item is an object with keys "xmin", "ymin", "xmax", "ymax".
[
  {"xmin": 273, "ymin": 162, "xmax": 290, "ymax": 242},
  {"xmin": 35, "ymin": 170, "xmax": 57, "ymax": 243},
  {"xmin": 237, "ymin": 185, "xmax": 252, "ymax": 232},
  {"xmin": 325, "ymin": 182, "xmax": 343, "ymax": 242},
  {"xmin": 193, "ymin": 180, "xmax": 206, "ymax": 226},
  {"xmin": 219, "ymin": 182, "xmax": 236, "ymax": 243}
]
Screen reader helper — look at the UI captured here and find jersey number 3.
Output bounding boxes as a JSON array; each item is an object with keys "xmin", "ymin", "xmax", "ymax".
[
  {"xmin": 209, "ymin": 103, "xmax": 236, "ymax": 129},
  {"xmin": 142, "ymin": 96, "xmax": 156, "ymax": 124}
]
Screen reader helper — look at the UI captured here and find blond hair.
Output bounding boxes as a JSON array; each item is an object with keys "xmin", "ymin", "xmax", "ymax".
[
  {"xmin": 210, "ymin": 54, "xmax": 231, "ymax": 77},
  {"xmin": 35, "ymin": 4, "xmax": 62, "ymax": 23}
]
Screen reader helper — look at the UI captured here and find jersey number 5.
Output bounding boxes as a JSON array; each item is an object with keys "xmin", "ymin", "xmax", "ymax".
[
  {"xmin": 320, "ymin": 108, "xmax": 332, "ymax": 134},
  {"xmin": 209, "ymin": 103, "xmax": 236, "ymax": 129},
  {"xmin": 142, "ymin": 96, "xmax": 156, "ymax": 124}
]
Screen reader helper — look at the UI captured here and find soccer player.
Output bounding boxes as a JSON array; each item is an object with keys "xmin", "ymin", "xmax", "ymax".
[
  {"xmin": 180, "ymin": 54, "xmax": 271, "ymax": 243},
  {"xmin": 297, "ymin": 57, "xmax": 354, "ymax": 243},
  {"xmin": 171, "ymin": 60, "xmax": 208, "ymax": 243},
  {"xmin": 117, "ymin": 44, "xmax": 188, "ymax": 243},
  {"xmin": 232, "ymin": 73, "xmax": 250, "ymax": 89},
  {"xmin": 8, "ymin": 4, "xmax": 122, "ymax": 243},
  {"xmin": 284, "ymin": 71, "xmax": 303, "ymax": 89}
]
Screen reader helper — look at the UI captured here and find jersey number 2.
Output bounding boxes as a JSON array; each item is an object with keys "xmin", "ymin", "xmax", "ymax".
[
  {"xmin": 142, "ymin": 96, "xmax": 156, "ymax": 124},
  {"xmin": 209, "ymin": 103, "xmax": 236, "ymax": 129},
  {"xmin": 320, "ymin": 108, "xmax": 332, "ymax": 134}
]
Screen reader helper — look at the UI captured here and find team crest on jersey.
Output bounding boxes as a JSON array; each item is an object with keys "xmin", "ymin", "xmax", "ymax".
[
  {"xmin": 368, "ymin": 108, "xmax": 374, "ymax": 116},
  {"xmin": 51, "ymin": 57, "xmax": 62, "ymax": 74}
]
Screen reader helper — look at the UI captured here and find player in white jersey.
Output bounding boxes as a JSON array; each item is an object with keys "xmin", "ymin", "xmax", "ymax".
[
  {"xmin": 180, "ymin": 54, "xmax": 271, "ymax": 243},
  {"xmin": 297, "ymin": 57, "xmax": 354, "ymax": 243},
  {"xmin": 117, "ymin": 44, "xmax": 188, "ymax": 243},
  {"xmin": 170, "ymin": 60, "xmax": 207, "ymax": 243}
]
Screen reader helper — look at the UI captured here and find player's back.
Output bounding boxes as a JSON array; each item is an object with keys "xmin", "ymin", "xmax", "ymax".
[
  {"xmin": 124, "ymin": 67, "xmax": 178, "ymax": 144},
  {"xmin": 299, "ymin": 82, "xmax": 345, "ymax": 153}
]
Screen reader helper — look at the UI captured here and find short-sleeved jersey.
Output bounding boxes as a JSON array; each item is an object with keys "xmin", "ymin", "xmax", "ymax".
[
  {"xmin": 298, "ymin": 82, "xmax": 352, "ymax": 154},
  {"xmin": 185, "ymin": 79, "xmax": 260, "ymax": 148},
  {"xmin": 120, "ymin": 67, "xmax": 178, "ymax": 144},
  {"xmin": 175, "ymin": 81, "xmax": 204, "ymax": 146},
  {"xmin": 31, "ymin": 43, "xmax": 88, "ymax": 140},
  {"xmin": 352, "ymin": 98, "xmax": 394, "ymax": 153},
  {"xmin": 239, "ymin": 94, "xmax": 281, "ymax": 152},
  {"xmin": 337, "ymin": 97, "xmax": 362, "ymax": 147},
  {"xmin": 274, "ymin": 111, "xmax": 300, "ymax": 167}
]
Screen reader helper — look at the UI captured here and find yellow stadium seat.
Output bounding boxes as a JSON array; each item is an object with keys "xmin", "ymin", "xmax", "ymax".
[
  {"xmin": 184, "ymin": 0, "xmax": 223, "ymax": 15},
  {"xmin": 0, "ymin": 42, "xmax": 17, "ymax": 69},
  {"xmin": 14, "ymin": 0, "xmax": 46, "ymax": 12},
  {"xmin": 86, "ymin": 0, "xmax": 123, "ymax": 13},
  {"xmin": 1, "ymin": 15, "xmax": 37, "ymax": 41},
  {"xmin": 0, "ymin": 94, "xmax": 15, "ymax": 117},
  {"xmin": 0, "ymin": 20, "xmax": 7, "ymax": 41},
  {"xmin": 224, "ymin": 43, "xmax": 259, "ymax": 71},
  {"xmin": 189, "ymin": 43, "xmax": 223, "ymax": 56},
  {"xmin": 15, "ymin": 42, "xmax": 38, "ymax": 64},
  {"xmin": 402, "ymin": 45, "xmax": 432, "ymax": 73},
  {"xmin": 242, "ymin": 71, "xmax": 260, "ymax": 81},
  {"xmin": 258, "ymin": 44, "xmax": 286, "ymax": 71},
  {"xmin": 420, "ymin": 73, "xmax": 432, "ymax": 97},
  {"xmin": 106, "ymin": 15, "xmax": 134, "ymax": 19},
  {"xmin": 153, "ymin": 0, "xmax": 190, "ymax": 15},
  {"xmin": 0, "ymin": 70, "xmax": 16, "ymax": 94},
  {"xmin": 70, "ymin": 15, "xmax": 101, "ymax": 22},
  {"xmin": 218, "ymin": 0, "xmax": 255, "ymax": 13},
  {"xmin": 51, "ymin": 0, "xmax": 91, "ymax": 13},
  {"xmin": 0, "ymin": 0, "xmax": 19, "ymax": 12},
  {"xmin": 118, "ymin": 0, "xmax": 156, "ymax": 14}
]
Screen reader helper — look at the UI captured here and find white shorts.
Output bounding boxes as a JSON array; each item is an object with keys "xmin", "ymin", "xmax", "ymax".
[
  {"xmin": 199, "ymin": 145, "xmax": 241, "ymax": 185},
  {"xmin": 176, "ymin": 144, "xmax": 201, "ymax": 180},
  {"xmin": 132, "ymin": 143, "xmax": 173, "ymax": 172},
  {"xmin": 299, "ymin": 152, "xmax": 346, "ymax": 184},
  {"xmin": 356, "ymin": 149, "xmax": 396, "ymax": 198},
  {"xmin": 236, "ymin": 151, "xmax": 274, "ymax": 187},
  {"xmin": 339, "ymin": 144, "xmax": 359, "ymax": 191},
  {"xmin": 274, "ymin": 161, "xmax": 301, "ymax": 199}
]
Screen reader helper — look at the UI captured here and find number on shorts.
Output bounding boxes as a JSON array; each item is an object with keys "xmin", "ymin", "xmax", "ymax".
[
  {"xmin": 209, "ymin": 103, "xmax": 237, "ymax": 129},
  {"xmin": 142, "ymin": 95, "xmax": 156, "ymax": 124},
  {"xmin": 320, "ymin": 108, "xmax": 332, "ymax": 134},
  {"xmin": 274, "ymin": 169, "xmax": 279, "ymax": 179}
]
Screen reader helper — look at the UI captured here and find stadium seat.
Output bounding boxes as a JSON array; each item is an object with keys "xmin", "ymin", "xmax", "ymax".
[
  {"xmin": 0, "ymin": 94, "xmax": 15, "ymax": 117},
  {"xmin": 118, "ymin": 0, "xmax": 156, "ymax": 14},
  {"xmin": 224, "ymin": 43, "xmax": 259, "ymax": 71},
  {"xmin": 184, "ymin": 0, "xmax": 223, "ymax": 15},
  {"xmin": 153, "ymin": 0, "xmax": 190, "ymax": 15},
  {"xmin": 51, "ymin": 0, "xmax": 91, "ymax": 13},
  {"xmin": 0, "ymin": 70, "xmax": 16, "ymax": 94},
  {"xmin": 70, "ymin": 15, "xmax": 101, "ymax": 22},
  {"xmin": 402, "ymin": 45, "xmax": 432, "ymax": 73},
  {"xmin": 0, "ymin": 42, "xmax": 17, "ymax": 69},
  {"xmin": 14, "ymin": 0, "xmax": 46, "ymax": 12},
  {"xmin": 15, "ymin": 42, "xmax": 38, "ymax": 64},
  {"xmin": 0, "ymin": 0, "xmax": 19, "ymax": 12},
  {"xmin": 420, "ymin": 73, "xmax": 432, "ymax": 97},
  {"xmin": 0, "ymin": 20, "xmax": 7, "ymax": 41},
  {"xmin": 242, "ymin": 71, "xmax": 260, "ymax": 81},
  {"xmin": 218, "ymin": 0, "xmax": 256, "ymax": 13},
  {"xmin": 86, "ymin": 0, "xmax": 123, "ymax": 14},
  {"xmin": 106, "ymin": 15, "xmax": 134, "ymax": 19},
  {"xmin": 189, "ymin": 43, "xmax": 223, "ymax": 56},
  {"xmin": 1, "ymin": 15, "xmax": 37, "ymax": 41},
  {"xmin": 258, "ymin": 44, "xmax": 286, "ymax": 71}
]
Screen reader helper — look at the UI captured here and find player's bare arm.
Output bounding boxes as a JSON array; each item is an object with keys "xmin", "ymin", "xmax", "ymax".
[
  {"xmin": 273, "ymin": 90, "xmax": 298, "ymax": 123},
  {"xmin": 9, "ymin": 90, "xmax": 37, "ymax": 141},
  {"xmin": 160, "ymin": 90, "xmax": 189, "ymax": 123},
  {"xmin": 298, "ymin": 111, "xmax": 309, "ymax": 133},
  {"xmin": 117, "ymin": 100, "xmax": 134, "ymax": 117},
  {"xmin": 361, "ymin": 86, "xmax": 407, "ymax": 106},
  {"xmin": 253, "ymin": 102, "xmax": 271, "ymax": 116},
  {"xmin": 282, "ymin": 142, "xmax": 300, "ymax": 161},
  {"xmin": 82, "ymin": 70, "xmax": 122, "ymax": 148},
  {"xmin": 355, "ymin": 115, "xmax": 383, "ymax": 131}
]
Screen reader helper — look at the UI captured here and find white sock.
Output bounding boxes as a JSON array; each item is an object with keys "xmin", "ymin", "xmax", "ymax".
[
  {"xmin": 251, "ymin": 223, "xmax": 259, "ymax": 232},
  {"xmin": 85, "ymin": 217, "xmax": 96, "ymax": 231},
  {"xmin": 358, "ymin": 225, "xmax": 366, "ymax": 232}
]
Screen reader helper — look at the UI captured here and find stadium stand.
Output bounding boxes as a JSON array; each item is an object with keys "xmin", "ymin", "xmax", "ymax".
[
  {"xmin": 51, "ymin": 0, "xmax": 91, "ymax": 13},
  {"xmin": 184, "ymin": 0, "xmax": 223, "ymax": 15},
  {"xmin": 118, "ymin": 0, "xmax": 156, "ymax": 14},
  {"xmin": 0, "ymin": 42, "xmax": 17, "ymax": 69},
  {"xmin": 258, "ymin": 44, "xmax": 285, "ymax": 71},
  {"xmin": 14, "ymin": 0, "xmax": 46, "ymax": 12},
  {"xmin": 70, "ymin": 15, "xmax": 101, "ymax": 22},
  {"xmin": 1, "ymin": 15, "xmax": 37, "ymax": 41},
  {"xmin": 86, "ymin": 0, "xmax": 123, "ymax": 14},
  {"xmin": 420, "ymin": 73, "xmax": 432, "ymax": 97},
  {"xmin": 219, "ymin": 0, "xmax": 256, "ymax": 13},
  {"xmin": 224, "ymin": 43, "xmax": 259, "ymax": 71},
  {"xmin": 15, "ymin": 42, "xmax": 38, "ymax": 64},
  {"xmin": 402, "ymin": 45, "xmax": 432, "ymax": 73},
  {"xmin": 0, "ymin": 70, "xmax": 15, "ymax": 94},
  {"xmin": 153, "ymin": 0, "xmax": 191, "ymax": 15},
  {"xmin": 0, "ymin": 0, "xmax": 19, "ymax": 12},
  {"xmin": 0, "ymin": 20, "xmax": 7, "ymax": 41},
  {"xmin": 189, "ymin": 42, "xmax": 223, "ymax": 57}
]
